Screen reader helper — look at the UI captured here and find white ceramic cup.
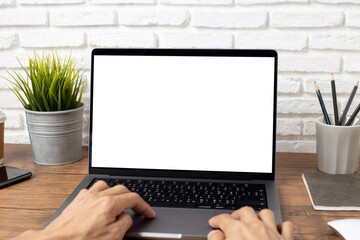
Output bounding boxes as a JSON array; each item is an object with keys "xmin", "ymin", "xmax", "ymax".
[
  {"xmin": 316, "ymin": 116, "xmax": 360, "ymax": 174},
  {"xmin": 0, "ymin": 109, "xmax": 6, "ymax": 165}
]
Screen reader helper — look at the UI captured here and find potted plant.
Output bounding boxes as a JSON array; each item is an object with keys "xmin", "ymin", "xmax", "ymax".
[{"xmin": 2, "ymin": 51, "xmax": 86, "ymax": 165}]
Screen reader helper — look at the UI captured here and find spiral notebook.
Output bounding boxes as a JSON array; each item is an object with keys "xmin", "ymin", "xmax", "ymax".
[{"xmin": 302, "ymin": 173, "xmax": 360, "ymax": 211}]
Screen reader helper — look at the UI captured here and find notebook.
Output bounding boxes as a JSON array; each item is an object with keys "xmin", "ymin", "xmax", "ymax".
[
  {"xmin": 46, "ymin": 48, "xmax": 281, "ymax": 239},
  {"xmin": 302, "ymin": 172, "xmax": 360, "ymax": 210}
]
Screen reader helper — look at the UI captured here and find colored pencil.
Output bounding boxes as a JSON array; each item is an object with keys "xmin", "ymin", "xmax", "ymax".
[
  {"xmin": 339, "ymin": 81, "xmax": 359, "ymax": 125},
  {"xmin": 330, "ymin": 74, "xmax": 339, "ymax": 125},
  {"xmin": 345, "ymin": 103, "xmax": 360, "ymax": 126},
  {"xmin": 314, "ymin": 81, "xmax": 331, "ymax": 125}
]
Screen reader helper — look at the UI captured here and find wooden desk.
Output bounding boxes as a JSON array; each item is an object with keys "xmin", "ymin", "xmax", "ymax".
[{"xmin": 0, "ymin": 144, "xmax": 359, "ymax": 240}]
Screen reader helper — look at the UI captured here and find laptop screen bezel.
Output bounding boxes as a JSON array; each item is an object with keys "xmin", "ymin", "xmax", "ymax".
[{"xmin": 89, "ymin": 48, "xmax": 277, "ymax": 181}]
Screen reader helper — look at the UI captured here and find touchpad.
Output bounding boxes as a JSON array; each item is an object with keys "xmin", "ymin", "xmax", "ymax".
[{"xmin": 126, "ymin": 208, "xmax": 213, "ymax": 239}]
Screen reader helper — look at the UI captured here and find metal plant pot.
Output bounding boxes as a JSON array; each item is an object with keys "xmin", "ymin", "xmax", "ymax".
[{"xmin": 25, "ymin": 104, "xmax": 84, "ymax": 165}]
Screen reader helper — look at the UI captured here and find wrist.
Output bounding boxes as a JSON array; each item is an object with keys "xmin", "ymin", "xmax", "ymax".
[
  {"xmin": 39, "ymin": 227, "xmax": 74, "ymax": 240},
  {"xmin": 12, "ymin": 228, "xmax": 72, "ymax": 240},
  {"xmin": 9, "ymin": 230, "xmax": 46, "ymax": 240}
]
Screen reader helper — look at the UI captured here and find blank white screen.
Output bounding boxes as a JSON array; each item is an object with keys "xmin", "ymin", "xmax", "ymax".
[{"xmin": 92, "ymin": 55, "xmax": 274, "ymax": 173}]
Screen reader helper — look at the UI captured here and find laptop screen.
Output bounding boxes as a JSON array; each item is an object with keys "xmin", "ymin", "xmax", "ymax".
[{"xmin": 90, "ymin": 50, "xmax": 276, "ymax": 174}]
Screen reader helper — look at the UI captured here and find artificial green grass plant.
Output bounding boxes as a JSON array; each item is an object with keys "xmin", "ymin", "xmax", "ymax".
[{"xmin": 2, "ymin": 51, "xmax": 86, "ymax": 111}]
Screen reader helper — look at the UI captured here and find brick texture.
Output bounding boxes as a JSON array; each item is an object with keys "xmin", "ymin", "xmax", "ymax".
[
  {"xmin": 236, "ymin": 32, "xmax": 307, "ymax": 51},
  {"xmin": 0, "ymin": 0, "xmax": 13, "ymax": 6},
  {"xmin": 310, "ymin": 34, "xmax": 360, "ymax": 50},
  {"xmin": 88, "ymin": 32, "xmax": 156, "ymax": 47},
  {"xmin": 159, "ymin": 33, "xmax": 233, "ymax": 48},
  {"xmin": 0, "ymin": 51, "xmax": 29, "ymax": 68},
  {"xmin": 20, "ymin": 31, "xmax": 85, "ymax": 48},
  {"xmin": 346, "ymin": 11, "xmax": 360, "ymax": 28},
  {"xmin": 192, "ymin": 10, "xmax": 267, "ymax": 29},
  {"xmin": 0, "ymin": 10, "xmax": 48, "ymax": 26},
  {"xmin": 90, "ymin": 0, "xmax": 155, "ymax": 3},
  {"xmin": 278, "ymin": 76, "xmax": 301, "ymax": 94},
  {"xmin": 279, "ymin": 56, "xmax": 341, "ymax": 72},
  {"xmin": 51, "ymin": 10, "xmax": 116, "ymax": 26},
  {"xmin": 344, "ymin": 57, "xmax": 360, "ymax": 72},
  {"xmin": 277, "ymin": 98, "xmax": 333, "ymax": 114},
  {"xmin": 119, "ymin": 9, "xmax": 189, "ymax": 26},
  {"xmin": 277, "ymin": 119, "xmax": 301, "ymax": 135},
  {"xmin": 0, "ymin": 33, "xmax": 17, "ymax": 50},
  {"xmin": 304, "ymin": 77, "xmax": 359, "ymax": 94},
  {"xmin": 160, "ymin": 0, "xmax": 232, "ymax": 5},
  {"xmin": 271, "ymin": 11, "xmax": 343, "ymax": 28},
  {"xmin": 0, "ymin": 90, "xmax": 23, "ymax": 108},
  {"xmin": 237, "ymin": 0, "xmax": 307, "ymax": 4},
  {"xmin": 18, "ymin": 0, "xmax": 84, "ymax": 4},
  {"xmin": 303, "ymin": 119, "xmax": 316, "ymax": 136},
  {"xmin": 3, "ymin": 111, "xmax": 23, "ymax": 129},
  {"xmin": 1, "ymin": 0, "xmax": 360, "ymax": 153},
  {"xmin": 317, "ymin": 0, "xmax": 360, "ymax": 3}
]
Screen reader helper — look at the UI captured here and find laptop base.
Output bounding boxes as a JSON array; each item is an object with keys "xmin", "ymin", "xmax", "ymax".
[{"xmin": 45, "ymin": 174, "xmax": 282, "ymax": 239}]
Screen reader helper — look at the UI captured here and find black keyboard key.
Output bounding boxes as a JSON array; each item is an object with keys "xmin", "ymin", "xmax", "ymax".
[{"xmin": 88, "ymin": 178, "xmax": 267, "ymax": 210}]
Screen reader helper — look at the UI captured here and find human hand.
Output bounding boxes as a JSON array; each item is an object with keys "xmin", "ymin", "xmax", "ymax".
[
  {"xmin": 43, "ymin": 181, "xmax": 156, "ymax": 240},
  {"xmin": 208, "ymin": 207, "xmax": 294, "ymax": 240}
]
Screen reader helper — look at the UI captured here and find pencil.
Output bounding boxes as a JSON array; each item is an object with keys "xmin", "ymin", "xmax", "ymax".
[
  {"xmin": 345, "ymin": 103, "xmax": 360, "ymax": 126},
  {"xmin": 331, "ymin": 74, "xmax": 339, "ymax": 125},
  {"xmin": 339, "ymin": 81, "xmax": 359, "ymax": 125},
  {"xmin": 314, "ymin": 81, "xmax": 331, "ymax": 125}
]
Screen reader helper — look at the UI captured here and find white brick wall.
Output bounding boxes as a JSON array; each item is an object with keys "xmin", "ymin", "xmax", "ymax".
[
  {"xmin": 0, "ymin": 10, "xmax": 48, "ymax": 26},
  {"xmin": 18, "ymin": 0, "xmax": 84, "ymax": 4},
  {"xmin": 51, "ymin": 10, "xmax": 116, "ymax": 26},
  {"xmin": 310, "ymin": 34, "xmax": 360, "ymax": 50},
  {"xmin": 88, "ymin": 32, "xmax": 156, "ymax": 48},
  {"xmin": 20, "ymin": 31, "xmax": 85, "ymax": 48},
  {"xmin": 192, "ymin": 10, "xmax": 267, "ymax": 29},
  {"xmin": 236, "ymin": 32, "xmax": 307, "ymax": 51},
  {"xmin": 1, "ymin": 1, "xmax": 360, "ymax": 154},
  {"xmin": 161, "ymin": 0, "xmax": 232, "ymax": 5},
  {"xmin": 119, "ymin": 9, "xmax": 189, "ymax": 26},
  {"xmin": 0, "ymin": 0, "xmax": 13, "ymax": 6},
  {"xmin": 159, "ymin": 33, "xmax": 233, "ymax": 48},
  {"xmin": 270, "ymin": 11, "xmax": 343, "ymax": 28},
  {"xmin": 345, "ymin": 11, "xmax": 360, "ymax": 28}
]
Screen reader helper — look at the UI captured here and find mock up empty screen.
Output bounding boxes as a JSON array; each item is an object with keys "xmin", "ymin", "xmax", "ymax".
[{"xmin": 92, "ymin": 55, "xmax": 274, "ymax": 173}]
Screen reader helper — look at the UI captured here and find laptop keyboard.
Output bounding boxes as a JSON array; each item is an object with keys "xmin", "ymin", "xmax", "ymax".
[{"xmin": 87, "ymin": 178, "xmax": 267, "ymax": 211}]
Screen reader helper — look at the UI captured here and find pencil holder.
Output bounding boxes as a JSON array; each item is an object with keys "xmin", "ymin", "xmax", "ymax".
[{"xmin": 316, "ymin": 116, "xmax": 360, "ymax": 174}]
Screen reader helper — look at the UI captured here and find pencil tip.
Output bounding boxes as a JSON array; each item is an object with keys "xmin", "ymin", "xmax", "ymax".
[
  {"xmin": 314, "ymin": 81, "xmax": 319, "ymax": 90},
  {"xmin": 331, "ymin": 73, "xmax": 334, "ymax": 80}
]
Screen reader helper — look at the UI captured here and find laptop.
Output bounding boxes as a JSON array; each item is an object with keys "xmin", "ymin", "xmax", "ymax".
[{"xmin": 46, "ymin": 48, "xmax": 281, "ymax": 239}]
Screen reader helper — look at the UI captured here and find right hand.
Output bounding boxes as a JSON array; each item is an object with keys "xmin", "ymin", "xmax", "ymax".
[{"xmin": 208, "ymin": 207, "xmax": 294, "ymax": 240}]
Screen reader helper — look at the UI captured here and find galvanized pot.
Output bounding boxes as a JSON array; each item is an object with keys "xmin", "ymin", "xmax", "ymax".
[{"xmin": 25, "ymin": 104, "xmax": 84, "ymax": 165}]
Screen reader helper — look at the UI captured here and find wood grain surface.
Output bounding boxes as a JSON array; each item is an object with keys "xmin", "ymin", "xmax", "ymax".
[{"xmin": 0, "ymin": 144, "xmax": 359, "ymax": 239}]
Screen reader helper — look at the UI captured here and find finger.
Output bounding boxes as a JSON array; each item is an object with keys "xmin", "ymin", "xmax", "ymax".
[
  {"xmin": 109, "ymin": 212, "xmax": 133, "ymax": 240},
  {"xmin": 112, "ymin": 192, "xmax": 156, "ymax": 218},
  {"xmin": 98, "ymin": 184, "xmax": 130, "ymax": 197},
  {"xmin": 88, "ymin": 180, "xmax": 109, "ymax": 192},
  {"xmin": 257, "ymin": 209, "xmax": 277, "ymax": 232},
  {"xmin": 231, "ymin": 206, "xmax": 258, "ymax": 223},
  {"xmin": 74, "ymin": 188, "xmax": 88, "ymax": 199},
  {"xmin": 277, "ymin": 221, "xmax": 294, "ymax": 240},
  {"xmin": 209, "ymin": 214, "xmax": 237, "ymax": 233},
  {"xmin": 207, "ymin": 230, "xmax": 225, "ymax": 240}
]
